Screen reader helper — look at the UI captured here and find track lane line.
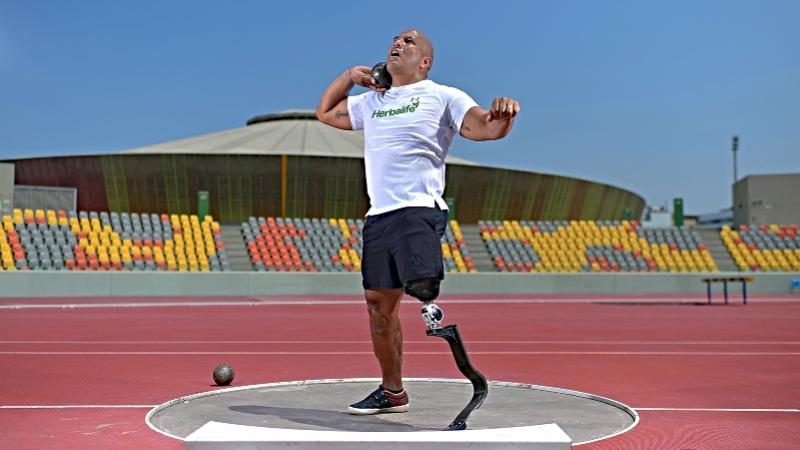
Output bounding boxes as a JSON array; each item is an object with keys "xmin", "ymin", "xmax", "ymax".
[
  {"xmin": 2, "ymin": 296, "xmax": 797, "ymax": 309},
  {"xmin": 0, "ymin": 405, "xmax": 155, "ymax": 409},
  {"xmin": 2, "ymin": 405, "xmax": 796, "ymax": 412},
  {"xmin": 2, "ymin": 351, "xmax": 799, "ymax": 355},
  {"xmin": 3, "ymin": 340, "xmax": 799, "ymax": 345},
  {"xmin": 634, "ymin": 408, "xmax": 800, "ymax": 412}
]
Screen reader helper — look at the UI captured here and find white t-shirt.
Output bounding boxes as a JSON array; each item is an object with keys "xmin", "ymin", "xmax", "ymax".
[{"xmin": 347, "ymin": 79, "xmax": 478, "ymax": 216}]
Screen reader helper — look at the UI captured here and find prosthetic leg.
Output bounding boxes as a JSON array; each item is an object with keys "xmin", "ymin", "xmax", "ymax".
[{"xmin": 420, "ymin": 301, "xmax": 489, "ymax": 430}]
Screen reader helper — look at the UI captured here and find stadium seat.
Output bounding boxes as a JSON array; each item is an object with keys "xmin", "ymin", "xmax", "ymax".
[
  {"xmin": 479, "ymin": 219, "xmax": 718, "ymax": 273},
  {"xmin": 721, "ymin": 224, "xmax": 800, "ymax": 272},
  {"xmin": 0, "ymin": 209, "xmax": 228, "ymax": 272},
  {"xmin": 241, "ymin": 215, "xmax": 469, "ymax": 273},
  {"xmin": 442, "ymin": 220, "xmax": 473, "ymax": 273}
]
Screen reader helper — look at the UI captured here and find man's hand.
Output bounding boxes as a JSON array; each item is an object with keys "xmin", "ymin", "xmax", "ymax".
[
  {"xmin": 349, "ymin": 66, "xmax": 387, "ymax": 93},
  {"xmin": 488, "ymin": 97, "xmax": 521, "ymax": 122}
]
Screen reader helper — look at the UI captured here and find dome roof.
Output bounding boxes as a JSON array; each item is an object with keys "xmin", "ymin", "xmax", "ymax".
[{"xmin": 122, "ymin": 109, "xmax": 477, "ymax": 165}]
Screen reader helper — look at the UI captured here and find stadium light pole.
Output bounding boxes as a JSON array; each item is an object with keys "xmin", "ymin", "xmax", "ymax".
[{"xmin": 732, "ymin": 135, "xmax": 739, "ymax": 184}]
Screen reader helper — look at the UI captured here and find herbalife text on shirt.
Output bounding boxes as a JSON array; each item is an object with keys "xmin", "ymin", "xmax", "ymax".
[{"xmin": 371, "ymin": 97, "xmax": 421, "ymax": 118}]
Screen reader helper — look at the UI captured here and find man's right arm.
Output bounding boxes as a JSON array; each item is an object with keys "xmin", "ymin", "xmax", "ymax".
[{"xmin": 316, "ymin": 66, "xmax": 384, "ymax": 130}]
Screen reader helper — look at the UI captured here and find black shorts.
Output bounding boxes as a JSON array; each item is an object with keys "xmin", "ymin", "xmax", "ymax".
[{"xmin": 361, "ymin": 206, "xmax": 449, "ymax": 290}]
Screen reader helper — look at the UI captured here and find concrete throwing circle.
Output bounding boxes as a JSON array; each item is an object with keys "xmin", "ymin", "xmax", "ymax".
[{"xmin": 146, "ymin": 378, "xmax": 638, "ymax": 445}]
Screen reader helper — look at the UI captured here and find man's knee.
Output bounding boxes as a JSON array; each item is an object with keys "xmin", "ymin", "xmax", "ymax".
[
  {"xmin": 365, "ymin": 289, "xmax": 403, "ymax": 316},
  {"xmin": 403, "ymin": 278, "xmax": 440, "ymax": 302}
]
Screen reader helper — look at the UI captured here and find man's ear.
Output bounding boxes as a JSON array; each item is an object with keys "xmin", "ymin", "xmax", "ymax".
[{"xmin": 420, "ymin": 56, "xmax": 433, "ymax": 70}]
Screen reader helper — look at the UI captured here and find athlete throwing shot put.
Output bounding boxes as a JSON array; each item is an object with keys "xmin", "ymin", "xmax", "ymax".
[{"xmin": 316, "ymin": 29, "xmax": 519, "ymax": 416}]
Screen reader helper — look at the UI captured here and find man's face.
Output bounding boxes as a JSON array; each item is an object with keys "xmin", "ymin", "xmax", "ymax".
[{"xmin": 386, "ymin": 29, "xmax": 431, "ymax": 75}]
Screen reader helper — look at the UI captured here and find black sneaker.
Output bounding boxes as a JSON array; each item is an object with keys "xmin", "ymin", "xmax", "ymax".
[{"xmin": 348, "ymin": 386, "xmax": 409, "ymax": 415}]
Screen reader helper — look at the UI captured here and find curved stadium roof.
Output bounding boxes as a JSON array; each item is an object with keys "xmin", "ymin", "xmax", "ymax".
[{"xmin": 122, "ymin": 109, "xmax": 477, "ymax": 165}]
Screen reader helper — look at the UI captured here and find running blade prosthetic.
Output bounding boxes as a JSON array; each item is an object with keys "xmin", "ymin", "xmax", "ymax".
[{"xmin": 421, "ymin": 302, "xmax": 488, "ymax": 430}]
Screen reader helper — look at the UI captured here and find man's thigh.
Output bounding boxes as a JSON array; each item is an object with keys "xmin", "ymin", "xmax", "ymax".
[
  {"xmin": 389, "ymin": 207, "xmax": 448, "ymax": 283},
  {"xmin": 361, "ymin": 214, "xmax": 402, "ymax": 289}
]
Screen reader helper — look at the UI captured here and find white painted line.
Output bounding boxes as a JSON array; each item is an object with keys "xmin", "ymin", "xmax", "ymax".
[
  {"xmin": 0, "ymin": 301, "xmax": 269, "ymax": 309},
  {"xmin": 1, "ymin": 296, "xmax": 796, "ymax": 309},
  {"xmin": 4, "ymin": 405, "xmax": 795, "ymax": 413},
  {"xmin": 635, "ymin": 407, "xmax": 800, "ymax": 413},
  {"xmin": 2, "ymin": 340, "xmax": 798, "ymax": 345},
  {"xmin": 184, "ymin": 421, "xmax": 572, "ymax": 449},
  {"xmin": 0, "ymin": 405, "xmax": 155, "ymax": 409},
  {"xmin": 2, "ymin": 351, "xmax": 798, "ymax": 356}
]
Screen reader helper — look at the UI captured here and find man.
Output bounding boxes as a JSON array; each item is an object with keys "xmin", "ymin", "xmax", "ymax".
[{"xmin": 316, "ymin": 29, "xmax": 519, "ymax": 415}]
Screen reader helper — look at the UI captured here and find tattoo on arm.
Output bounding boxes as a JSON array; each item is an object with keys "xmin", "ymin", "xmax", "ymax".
[{"xmin": 335, "ymin": 110, "xmax": 348, "ymax": 118}]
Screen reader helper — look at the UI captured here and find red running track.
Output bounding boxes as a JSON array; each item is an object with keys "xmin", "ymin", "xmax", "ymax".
[{"xmin": 1, "ymin": 294, "xmax": 799, "ymax": 449}]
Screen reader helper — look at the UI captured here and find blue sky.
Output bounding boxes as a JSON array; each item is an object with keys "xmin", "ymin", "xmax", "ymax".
[{"xmin": 1, "ymin": 1, "xmax": 797, "ymax": 214}]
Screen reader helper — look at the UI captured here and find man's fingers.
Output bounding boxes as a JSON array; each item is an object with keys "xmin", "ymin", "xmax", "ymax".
[
  {"xmin": 362, "ymin": 76, "xmax": 387, "ymax": 93},
  {"xmin": 510, "ymin": 101, "xmax": 520, "ymax": 117},
  {"xmin": 500, "ymin": 100, "xmax": 508, "ymax": 117},
  {"xmin": 494, "ymin": 102, "xmax": 508, "ymax": 119},
  {"xmin": 490, "ymin": 97, "xmax": 520, "ymax": 120},
  {"xmin": 349, "ymin": 66, "xmax": 371, "ymax": 84}
]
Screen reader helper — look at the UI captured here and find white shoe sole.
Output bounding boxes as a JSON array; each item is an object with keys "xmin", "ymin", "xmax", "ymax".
[{"xmin": 348, "ymin": 404, "xmax": 409, "ymax": 415}]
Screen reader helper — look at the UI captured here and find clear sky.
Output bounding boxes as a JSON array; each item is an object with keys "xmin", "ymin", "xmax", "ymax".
[{"xmin": 1, "ymin": 0, "xmax": 797, "ymax": 214}]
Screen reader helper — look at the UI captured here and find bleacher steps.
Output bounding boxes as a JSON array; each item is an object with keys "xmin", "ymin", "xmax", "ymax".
[
  {"xmin": 460, "ymin": 224, "xmax": 496, "ymax": 272},
  {"xmin": 220, "ymin": 225, "xmax": 253, "ymax": 272},
  {"xmin": 696, "ymin": 228, "xmax": 738, "ymax": 272}
]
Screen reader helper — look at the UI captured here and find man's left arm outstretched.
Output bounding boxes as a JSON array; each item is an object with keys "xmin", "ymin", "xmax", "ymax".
[{"xmin": 460, "ymin": 97, "xmax": 521, "ymax": 141}]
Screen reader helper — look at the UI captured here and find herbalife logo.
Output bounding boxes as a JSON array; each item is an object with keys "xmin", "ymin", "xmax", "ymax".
[{"xmin": 371, "ymin": 97, "xmax": 421, "ymax": 118}]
